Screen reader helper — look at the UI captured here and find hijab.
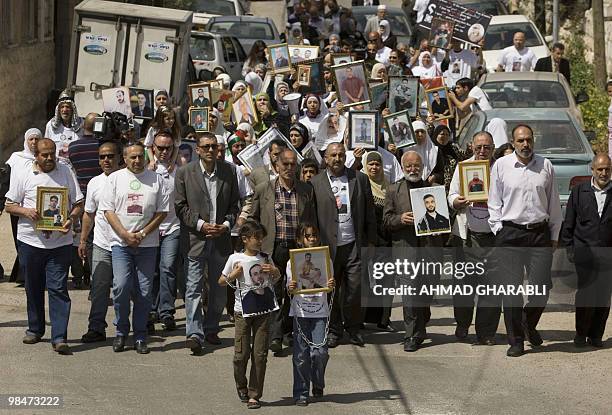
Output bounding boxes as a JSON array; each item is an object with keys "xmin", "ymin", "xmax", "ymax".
[
  {"xmin": 289, "ymin": 123, "xmax": 310, "ymax": 152},
  {"xmin": 274, "ymin": 81, "xmax": 290, "ymax": 114},
  {"xmin": 255, "ymin": 92, "xmax": 274, "ymax": 116},
  {"xmin": 302, "ymin": 93, "xmax": 328, "ymax": 119},
  {"xmin": 485, "ymin": 118, "xmax": 509, "ymax": 148},
  {"xmin": 216, "ymin": 73, "xmax": 232, "ymax": 89},
  {"xmin": 412, "ymin": 120, "xmax": 439, "ymax": 180},
  {"xmin": 378, "ymin": 20, "xmax": 391, "ymax": 42},
  {"xmin": 362, "ymin": 151, "xmax": 388, "ymax": 206},
  {"xmin": 245, "ymin": 72, "xmax": 263, "ymax": 95},
  {"xmin": 7, "ymin": 128, "xmax": 42, "ymax": 168},
  {"xmin": 431, "ymin": 124, "xmax": 456, "ymax": 159},
  {"xmin": 370, "ymin": 63, "xmax": 386, "ymax": 82},
  {"xmin": 411, "ymin": 51, "xmax": 441, "ymax": 78},
  {"xmin": 232, "ymin": 80, "xmax": 248, "ymax": 92}
]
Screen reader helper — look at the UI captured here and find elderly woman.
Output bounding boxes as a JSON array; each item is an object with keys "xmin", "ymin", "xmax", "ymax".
[
  {"xmin": 412, "ymin": 120, "xmax": 444, "ymax": 185},
  {"xmin": 431, "ymin": 125, "xmax": 472, "ymax": 192},
  {"xmin": 370, "ymin": 62, "xmax": 388, "ymax": 84},
  {"xmin": 378, "ymin": 20, "xmax": 397, "ymax": 50},
  {"xmin": 298, "ymin": 93, "xmax": 329, "ymax": 146},
  {"xmin": 411, "ymin": 51, "xmax": 441, "ymax": 78},
  {"xmin": 271, "ymin": 81, "xmax": 291, "ymax": 120},
  {"xmin": 253, "ymin": 92, "xmax": 290, "ymax": 137}
]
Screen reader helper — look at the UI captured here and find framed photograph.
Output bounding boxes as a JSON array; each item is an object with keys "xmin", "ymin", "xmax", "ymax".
[
  {"xmin": 267, "ymin": 43, "xmax": 292, "ymax": 74},
  {"xmin": 459, "ymin": 160, "xmax": 490, "ymax": 202},
  {"xmin": 388, "ymin": 76, "xmax": 419, "ymax": 117},
  {"xmin": 348, "ymin": 110, "xmax": 378, "ymax": 150},
  {"xmin": 443, "ymin": 60, "xmax": 472, "ymax": 88},
  {"xmin": 289, "ymin": 246, "xmax": 333, "ymax": 295},
  {"xmin": 429, "ymin": 17, "xmax": 455, "ymax": 50},
  {"xmin": 128, "ymin": 88, "xmax": 154, "ymax": 120},
  {"xmin": 209, "ymin": 79, "xmax": 224, "ymax": 90},
  {"xmin": 384, "ymin": 110, "xmax": 416, "ymax": 148},
  {"xmin": 36, "ymin": 186, "xmax": 69, "ymax": 231},
  {"xmin": 330, "ymin": 53, "xmax": 352, "ymax": 66},
  {"xmin": 369, "ymin": 82, "xmax": 388, "ymax": 112},
  {"xmin": 238, "ymin": 258, "xmax": 279, "ymax": 317},
  {"xmin": 296, "ymin": 58, "xmax": 325, "ymax": 95},
  {"xmin": 419, "ymin": 76, "xmax": 444, "ymax": 91},
  {"xmin": 189, "ymin": 82, "xmax": 212, "ymax": 108},
  {"xmin": 102, "ymin": 86, "xmax": 133, "ymax": 118},
  {"xmin": 288, "ymin": 45, "xmax": 319, "ymax": 63},
  {"xmin": 297, "ymin": 65, "xmax": 311, "ymax": 87},
  {"xmin": 300, "ymin": 141, "xmax": 323, "ymax": 166},
  {"xmin": 232, "ymin": 88, "xmax": 258, "ymax": 125},
  {"xmin": 409, "ymin": 186, "xmax": 452, "ymax": 236},
  {"xmin": 237, "ymin": 127, "xmax": 303, "ymax": 171},
  {"xmin": 210, "ymin": 88, "xmax": 234, "ymax": 123},
  {"xmin": 332, "ymin": 60, "xmax": 371, "ymax": 108},
  {"xmin": 425, "ymin": 86, "xmax": 453, "ymax": 121},
  {"xmin": 188, "ymin": 107, "xmax": 209, "ymax": 133}
]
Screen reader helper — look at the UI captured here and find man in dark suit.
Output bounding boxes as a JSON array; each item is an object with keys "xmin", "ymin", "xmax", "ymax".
[
  {"xmin": 175, "ymin": 132, "xmax": 240, "ymax": 353},
  {"xmin": 192, "ymin": 88, "xmax": 210, "ymax": 108},
  {"xmin": 561, "ymin": 154, "xmax": 612, "ymax": 348},
  {"xmin": 310, "ymin": 143, "xmax": 377, "ymax": 347},
  {"xmin": 250, "ymin": 149, "xmax": 317, "ymax": 352},
  {"xmin": 416, "ymin": 194, "xmax": 450, "ymax": 234},
  {"xmin": 534, "ymin": 43, "xmax": 571, "ymax": 84}
]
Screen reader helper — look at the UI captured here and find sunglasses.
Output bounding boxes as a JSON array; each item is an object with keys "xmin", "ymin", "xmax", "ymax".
[
  {"xmin": 155, "ymin": 144, "xmax": 173, "ymax": 152},
  {"xmin": 198, "ymin": 144, "xmax": 218, "ymax": 151},
  {"xmin": 474, "ymin": 145, "xmax": 493, "ymax": 151},
  {"xmin": 99, "ymin": 154, "xmax": 116, "ymax": 160}
]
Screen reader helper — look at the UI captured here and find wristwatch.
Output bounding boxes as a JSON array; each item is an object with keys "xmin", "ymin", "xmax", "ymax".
[{"xmin": 139, "ymin": 230, "xmax": 146, "ymax": 238}]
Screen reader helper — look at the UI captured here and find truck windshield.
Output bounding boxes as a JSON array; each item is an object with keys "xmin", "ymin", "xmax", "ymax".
[
  {"xmin": 189, "ymin": 0, "xmax": 236, "ymax": 15},
  {"xmin": 190, "ymin": 36, "xmax": 215, "ymax": 61}
]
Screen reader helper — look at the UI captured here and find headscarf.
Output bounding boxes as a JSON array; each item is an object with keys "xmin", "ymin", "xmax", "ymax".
[
  {"xmin": 289, "ymin": 123, "xmax": 310, "ymax": 152},
  {"xmin": 412, "ymin": 120, "xmax": 439, "ymax": 180},
  {"xmin": 431, "ymin": 124, "xmax": 456, "ymax": 159},
  {"xmin": 274, "ymin": 81, "xmax": 290, "ymax": 114},
  {"xmin": 370, "ymin": 63, "xmax": 386, "ymax": 82},
  {"xmin": 411, "ymin": 51, "xmax": 441, "ymax": 78},
  {"xmin": 50, "ymin": 93, "xmax": 82, "ymax": 132},
  {"xmin": 361, "ymin": 151, "xmax": 388, "ymax": 206},
  {"xmin": 245, "ymin": 72, "xmax": 263, "ymax": 95},
  {"xmin": 237, "ymin": 122, "xmax": 255, "ymax": 144},
  {"xmin": 378, "ymin": 20, "xmax": 391, "ymax": 42},
  {"xmin": 255, "ymin": 92, "xmax": 274, "ymax": 115},
  {"xmin": 232, "ymin": 80, "xmax": 248, "ymax": 93},
  {"xmin": 302, "ymin": 93, "xmax": 329, "ymax": 119},
  {"xmin": 216, "ymin": 73, "xmax": 231, "ymax": 89},
  {"xmin": 485, "ymin": 118, "xmax": 509, "ymax": 148},
  {"xmin": 7, "ymin": 128, "xmax": 42, "ymax": 168}
]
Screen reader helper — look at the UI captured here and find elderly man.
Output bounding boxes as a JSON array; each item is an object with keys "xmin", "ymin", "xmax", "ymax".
[
  {"xmin": 311, "ymin": 143, "xmax": 377, "ymax": 347},
  {"xmin": 45, "ymin": 91, "xmax": 84, "ymax": 162},
  {"xmin": 448, "ymin": 132, "xmax": 500, "ymax": 344},
  {"xmin": 561, "ymin": 154, "xmax": 612, "ymax": 348},
  {"xmin": 488, "ymin": 124, "xmax": 562, "ymax": 357},
  {"xmin": 5, "ymin": 139, "xmax": 84, "ymax": 354},
  {"xmin": 364, "ymin": 4, "xmax": 386, "ymax": 35},
  {"xmin": 368, "ymin": 31, "xmax": 392, "ymax": 65},
  {"xmin": 175, "ymin": 133, "xmax": 240, "ymax": 354},
  {"xmin": 100, "ymin": 142, "xmax": 169, "ymax": 354},
  {"xmin": 248, "ymin": 139, "xmax": 289, "ymax": 188},
  {"xmin": 496, "ymin": 31, "xmax": 538, "ymax": 72},
  {"xmin": 250, "ymin": 149, "xmax": 317, "ymax": 353}
]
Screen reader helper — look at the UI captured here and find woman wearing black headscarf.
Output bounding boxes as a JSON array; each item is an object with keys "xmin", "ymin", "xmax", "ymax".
[{"xmin": 431, "ymin": 125, "xmax": 472, "ymax": 192}]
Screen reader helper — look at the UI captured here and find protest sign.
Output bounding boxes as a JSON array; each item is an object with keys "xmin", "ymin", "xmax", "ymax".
[{"xmin": 419, "ymin": 0, "xmax": 492, "ymax": 46}]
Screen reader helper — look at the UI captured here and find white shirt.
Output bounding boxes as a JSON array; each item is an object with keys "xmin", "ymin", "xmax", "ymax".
[
  {"xmin": 449, "ymin": 49, "xmax": 478, "ymax": 70},
  {"xmin": 195, "ymin": 161, "xmax": 231, "ymax": 232},
  {"xmin": 222, "ymin": 252, "xmax": 268, "ymax": 314},
  {"xmin": 375, "ymin": 46, "xmax": 393, "ymax": 65},
  {"xmin": 498, "ymin": 46, "xmax": 537, "ymax": 72},
  {"xmin": 468, "ymin": 86, "xmax": 493, "ymax": 111},
  {"xmin": 286, "ymin": 262, "xmax": 329, "ymax": 318},
  {"xmin": 85, "ymin": 173, "xmax": 113, "ymax": 251},
  {"xmin": 327, "ymin": 170, "xmax": 355, "ymax": 245},
  {"xmin": 99, "ymin": 168, "xmax": 170, "ymax": 248},
  {"xmin": 6, "ymin": 163, "xmax": 83, "ymax": 249},
  {"xmin": 155, "ymin": 162, "xmax": 180, "ymax": 236},
  {"xmin": 44, "ymin": 120, "xmax": 83, "ymax": 163},
  {"xmin": 488, "ymin": 152, "xmax": 562, "ymax": 239},
  {"xmin": 345, "ymin": 146, "xmax": 403, "ymax": 184},
  {"xmin": 592, "ymin": 178, "xmax": 612, "ymax": 217},
  {"xmin": 414, "ymin": 0, "xmax": 429, "ymax": 23}
]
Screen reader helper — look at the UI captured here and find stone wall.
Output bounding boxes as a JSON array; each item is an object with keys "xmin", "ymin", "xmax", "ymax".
[{"xmin": 584, "ymin": 2, "xmax": 612, "ymax": 77}]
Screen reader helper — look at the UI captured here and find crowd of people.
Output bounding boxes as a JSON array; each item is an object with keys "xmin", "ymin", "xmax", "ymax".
[{"xmin": 1, "ymin": 0, "xmax": 611, "ymax": 410}]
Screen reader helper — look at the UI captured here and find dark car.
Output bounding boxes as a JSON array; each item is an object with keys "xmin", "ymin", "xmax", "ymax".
[{"xmin": 352, "ymin": 6, "xmax": 413, "ymax": 46}]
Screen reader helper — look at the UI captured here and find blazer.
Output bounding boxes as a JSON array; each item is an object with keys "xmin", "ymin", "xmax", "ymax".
[
  {"xmin": 534, "ymin": 56, "xmax": 571, "ymax": 85},
  {"xmin": 249, "ymin": 178, "xmax": 317, "ymax": 255},
  {"xmin": 310, "ymin": 168, "xmax": 377, "ymax": 258},
  {"xmin": 248, "ymin": 165, "xmax": 274, "ymax": 190},
  {"xmin": 174, "ymin": 159, "xmax": 240, "ymax": 257}
]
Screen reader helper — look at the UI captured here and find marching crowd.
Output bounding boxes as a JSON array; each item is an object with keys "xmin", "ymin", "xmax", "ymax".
[{"xmin": 1, "ymin": 0, "xmax": 611, "ymax": 409}]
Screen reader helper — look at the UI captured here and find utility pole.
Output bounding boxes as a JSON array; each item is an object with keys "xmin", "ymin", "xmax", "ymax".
[
  {"xmin": 592, "ymin": 0, "xmax": 607, "ymax": 89},
  {"xmin": 553, "ymin": 0, "xmax": 559, "ymax": 43}
]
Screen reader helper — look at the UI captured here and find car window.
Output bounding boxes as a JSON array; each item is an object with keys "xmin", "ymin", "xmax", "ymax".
[
  {"xmin": 231, "ymin": 38, "xmax": 246, "ymax": 61},
  {"xmin": 488, "ymin": 120, "xmax": 586, "ymax": 154},
  {"xmin": 185, "ymin": 0, "xmax": 236, "ymax": 15},
  {"xmin": 484, "ymin": 22, "xmax": 543, "ymax": 50},
  {"xmin": 190, "ymin": 36, "xmax": 216, "ymax": 61},
  {"xmin": 209, "ymin": 21, "xmax": 275, "ymax": 40},
  {"xmin": 222, "ymin": 36, "xmax": 238, "ymax": 62},
  {"xmin": 481, "ymin": 81, "xmax": 570, "ymax": 108},
  {"xmin": 354, "ymin": 11, "xmax": 411, "ymax": 37},
  {"xmin": 455, "ymin": 1, "xmax": 505, "ymax": 15}
]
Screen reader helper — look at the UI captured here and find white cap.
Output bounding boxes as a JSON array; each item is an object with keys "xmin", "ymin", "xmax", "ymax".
[{"xmin": 378, "ymin": 5, "xmax": 386, "ymax": 11}]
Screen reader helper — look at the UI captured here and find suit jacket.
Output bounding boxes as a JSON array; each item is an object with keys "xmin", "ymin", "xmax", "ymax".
[
  {"xmin": 133, "ymin": 105, "xmax": 152, "ymax": 118},
  {"xmin": 174, "ymin": 159, "xmax": 240, "ymax": 257},
  {"xmin": 310, "ymin": 168, "xmax": 377, "ymax": 258},
  {"xmin": 249, "ymin": 178, "xmax": 317, "ymax": 255},
  {"xmin": 248, "ymin": 165, "xmax": 274, "ymax": 190},
  {"xmin": 534, "ymin": 56, "xmax": 571, "ymax": 85}
]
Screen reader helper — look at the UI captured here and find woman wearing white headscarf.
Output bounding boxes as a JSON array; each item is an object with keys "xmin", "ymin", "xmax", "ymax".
[
  {"xmin": 298, "ymin": 94, "xmax": 329, "ymax": 147},
  {"xmin": 411, "ymin": 51, "xmax": 441, "ymax": 79},
  {"xmin": 216, "ymin": 73, "xmax": 232, "ymax": 90},
  {"xmin": 378, "ymin": 20, "xmax": 397, "ymax": 50},
  {"xmin": 485, "ymin": 118, "xmax": 509, "ymax": 148},
  {"xmin": 244, "ymin": 72, "xmax": 263, "ymax": 95},
  {"xmin": 412, "ymin": 120, "xmax": 444, "ymax": 184}
]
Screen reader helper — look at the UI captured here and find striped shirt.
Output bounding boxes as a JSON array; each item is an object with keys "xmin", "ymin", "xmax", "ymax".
[
  {"xmin": 68, "ymin": 136, "xmax": 102, "ymax": 195},
  {"xmin": 274, "ymin": 178, "xmax": 298, "ymax": 242}
]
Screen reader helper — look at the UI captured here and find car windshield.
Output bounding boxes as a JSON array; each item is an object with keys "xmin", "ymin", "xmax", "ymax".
[
  {"xmin": 494, "ymin": 120, "xmax": 586, "ymax": 155},
  {"xmin": 208, "ymin": 21, "xmax": 275, "ymax": 40},
  {"xmin": 190, "ymin": 36, "xmax": 215, "ymax": 61},
  {"xmin": 484, "ymin": 22, "xmax": 542, "ymax": 50},
  {"xmin": 454, "ymin": 1, "xmax": 503, "ymax": 15},
  {"xmin": 184, "ymin": 0, "xmax": 236, "ymax": 15},
  {"xmin": 481, "ymin": 81, "xmax": 570, "ymax": 108},
  {"xmin": 354, "ymin": 11, "xmax": 411, "ymax": 36}
]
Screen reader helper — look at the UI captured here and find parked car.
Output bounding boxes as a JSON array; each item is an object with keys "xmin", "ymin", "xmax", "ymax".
[
  {"xmin": 482, "ymin": 14, "xmax": 550, "ymax": 73},
  {"xmin": 478, "ymin": 71, "xmax": 588, "ymax": 127},
  {"xmin": 190, "ymin": 31, "xmax": 246, "ymax": 82},
  {"xmin": 174, "ymin": 0, "xmax": 249, "ymax": 28},
  {"xmin": 352, "ymin": 6, "xmax": 413, "ymax": 46},
  {"xmin": 205, "ymin": 16, "xmax": 281, "ymax": 56},
  {"xmin": 454, "ymin": 0, "xmax": 509, "ymax": 15}
]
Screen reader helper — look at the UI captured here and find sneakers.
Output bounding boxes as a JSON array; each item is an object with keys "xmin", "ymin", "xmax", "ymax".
[
  {"xmin": 135, "ymin": 340, "xmax": 150, "ymax": 354},
  {"xmin": 81, "ymin": 330, "xmax": 106, "ymax": 343},
  {"xmin": 52, "ymin": 342, "xmax": 71, "ymax": 355},
  {"xmin": 22, "ymin": 334, "xmax": 42, "ymax": 344}
]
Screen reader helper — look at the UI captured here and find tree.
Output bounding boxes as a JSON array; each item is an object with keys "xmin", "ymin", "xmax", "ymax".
[
  {"xmin": 534, "ymin": 0, "xmax": 547, "ymax": 35},
  {"xmin": 592, "ymin": 0, "xmax": 607, "ymax": 89}
]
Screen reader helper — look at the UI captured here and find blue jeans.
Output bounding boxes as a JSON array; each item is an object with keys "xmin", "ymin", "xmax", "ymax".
[
  {"xmin": 87, "ymin": 244, "xmax": 113, "ymax": 333},
  {"xmin": 185, "ymin": 241, "xmax": 227, "ymax": 342},
  {"xmin": 152, "ymin": 231, "xmax": 179, "ymax": 320},
  {"xmin": 111, "ymin": 246, "xmax": 157, "ymax": 341},
  {"xmin": 19, "ymin": 242, "xmax": 72, "ymax": 344},
  {"xmin": 292, "ymin": 317, "xmax": 329, "ymax": 400}
]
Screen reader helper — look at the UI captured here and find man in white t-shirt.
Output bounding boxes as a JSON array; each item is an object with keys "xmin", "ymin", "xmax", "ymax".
[
  {"xmin": 368, "ymin": 31, "xmax": 392, "ymax": 65},
  {"xmin": 447, "ymin": 38, "xmax": 482, "ymax": 72},
  {"xmin": 45, "ymin": 92, "xmax": 84, "ymax": 163},
  {"xmin": 5, "ymin": 138, "xmax": 84, "ymax": 355},
  {"xmin": 100, "ymin": 142, "xmax": 169, "ymax": 354},
  {"xmin": 496, "ymin": 31, "xmax": 537, "ymax": 72},
  {"xmin": 78, "ymin": 141, "xmax": 121, "ymax": 344},
  {"xmin": 448, "ymin": 78, "xmax": 493, "ymax": 118}
]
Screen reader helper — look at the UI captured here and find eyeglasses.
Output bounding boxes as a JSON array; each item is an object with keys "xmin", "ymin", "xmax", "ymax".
[
  {"xmin": 155, "ymin": 144, "xmax": 173, "ymax": 152},
  {"xmin": 99, "ymin": 154, "xmax": 116, "ymax": 160},
  {"xmin": 198, "ymin": 144, "xmax": 218, "ymax": 151},
  {"xmin": 474, "ymin": 145, "xmax": 493, "ymax": 151}
]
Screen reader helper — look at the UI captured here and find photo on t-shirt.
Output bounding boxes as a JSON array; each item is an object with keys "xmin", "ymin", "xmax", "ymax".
[{"xmin": 126, "ymin": 193, "xmax": 144, "ymax": 216}]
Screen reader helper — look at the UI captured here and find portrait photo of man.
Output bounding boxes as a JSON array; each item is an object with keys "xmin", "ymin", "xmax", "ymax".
[
  {"xmin": 241, "ymin": 263, "xmax": 277, "ymax": 315},
  {"xmin": 340, "ymin": 67, "xmax": 366, "ymax": 104},
  {"xmin": 273, "ymin": 47, "xmax": 289, "ymax": 69},
  {"xmin": 393, "ymin": 78, "xmax": 414, "ymax": 111},
  {"xmin": 193, "ymin": 88, "xmax": 210, "ymax": 108},
  {"xmin": 355, "ymin": 119, "xmax": 371, "ymax": 144},
  {"xmin": 132, "ymin": 91, "xmax": 152, "ymax": 118},
  {"xmin": 417, "ymin": 193, "xmax": 450, "ymax": 233},
  {"xmin": 390, "ymin": 117, "xmax": 410, "ymax": 143},
  {"xmin": 468, "ymin": 171, "xmax": 484, "ymax": 193},
  {"xmin": 430, "ymin": 91, "xmax": 451, "ymax": 118}
]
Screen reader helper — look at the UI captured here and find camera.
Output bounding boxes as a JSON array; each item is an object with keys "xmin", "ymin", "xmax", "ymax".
[{"xmin": 93, "ymin": 112, "xmax": 133, "ymax": 141}]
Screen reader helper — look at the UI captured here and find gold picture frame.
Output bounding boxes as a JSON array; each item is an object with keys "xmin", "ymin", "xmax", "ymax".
[
  {"xmin": 425, "ymin": 86, "xmax": 453, "ymax": 121},
  {"xmin": 267, "ymin": 43, "xmax": 292, "ymax": 74},
  {"xmin": 331, "ymin": 60, "xmax": 371, "ymax": 108},
  {"xmin": 232, "ymin": 87, "xmax": 259, "ymax": 125},
  {"xmin": 297, "ymin": 65, "xmax": 311, "ymax": 87},
  {"xmin": 188, "ymin": 82, "xmax": 212, "ymax": 109},
  {"xmin": 36, "ymin": 186, "xmax": 69, "ymax": 231},
  {"xmin": 459, "ymin": 159, "xmax": 490, "ymax": 202},
  {"xmin": 188, "ymin": 107, "xmax": 209, "ymax": 133},
  {"xmin": 289, "ymin": 246, "xmax": 333, "ymax": 295}
]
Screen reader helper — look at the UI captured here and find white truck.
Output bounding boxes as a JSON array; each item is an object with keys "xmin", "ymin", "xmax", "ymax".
[{"xmin": 66, "ymin": 0, "xmax": 194, "ymax": 115}]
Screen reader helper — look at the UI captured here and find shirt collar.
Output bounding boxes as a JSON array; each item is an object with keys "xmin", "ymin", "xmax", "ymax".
[
  {"xmin": 591, "ymin": 177, "xmax": 612, "ymax": 192},
  {"xmin": 276, "ymin": 177, "xmax": 295, "ymax": 192},
  {"xmin": 327, "ymin": 168, "xmax": 346, "ymax": 181},
  {"xmin": 199, "ymin": 159, "xmax": 217, "ymax": 176},
  {"xmin": 511, "ymin": 151, "xmax": 537, "ymax": 168}
]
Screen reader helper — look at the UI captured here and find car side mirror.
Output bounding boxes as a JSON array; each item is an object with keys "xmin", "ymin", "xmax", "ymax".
[
  {"xmin": 584, "ymin": 130, "xmax": 596, "ymax": 141},
  {"xmin": 575, "ymin": 91, "xmax": 589, "ymax": 104},
  {"xmin": 544, "ymin": 35, "xmax": 553, "ymax": 44},
  {"xmin": 198, "ymin": 69, "xmax": 213, "ymax": 81}
]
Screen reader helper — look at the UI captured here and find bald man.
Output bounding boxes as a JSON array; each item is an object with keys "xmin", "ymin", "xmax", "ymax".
[
  {"xmin": 496, "ymin": 31, "xmax": 537, "ymax": 72},
  {"xmin": 561, "ymin": 154, "xmax": 612, "ymax": 348}
]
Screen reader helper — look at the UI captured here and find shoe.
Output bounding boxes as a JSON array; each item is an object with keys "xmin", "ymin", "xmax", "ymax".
[
  {"xmin": 147, "ymin": 321, "xmax": 156, "ymax": 335},
  {"xmin": 574, "ymin": 335, "xmax": 587, "ymax": 347},
  {"xmin": 327, "ymin": 335, "xmax": 339, "ymax": 348},
  {"xmin": 186, "ymin": 337, "xmax": 203, "ymax": 354},
  {"xmin": 377, "ymin": 323, "xmax": 397, "ymax": 332},
  {"xmin": 270, "ymin": 339, "xmax": 282, "ymax": 353},
  {"xmin": 295, "ymin": 398, "xmax": 308, "ymax": 406},
  {"xmin": 348, "ymin": 332, "xmax": 365, "ymax": 347},
  {"xmin": 523, "ymin": 324, "xmax": 543, "ymax": 346},
  {"xmin": 312, "ymin": 388, "xmax": 324, "ymax": 398},
  {"xmin": 237, "ymin": 390, "xmax": 249, "ymax": 403},
  {"xmin": 52, "ymin": 342, "xmax": 71, "ymax": 355},
  {"xmin": 455, "ymin": 326, "xmax": 469, "ymax": 339},
  {"xmin": 506, "ymin": 343, "xmax": 525, "ymax": 357},
  {"xmin": 112, "ymin": 336, "xmax": 125, "ymax": 352},
  {"xmin": 205, "ymin": 333, "xmax": 222, "ymax": 345},
  {"xmin": 404, "ymin": 338, "xmax": 418, "ymax": 352},
  {"xmin": 22, "ymin": 334, "xmax": 41, "ymax": 344},
  {"xmin": 247, "ymin": 399, "xmax": 261, "ymax": 409},
  {"xmin": 161, "ymin": 317, "xmax": 176, "ymax": 331},
  {"xmin": 477, "ymin": 337, "xmax": 496, "ymax": 346},
  {"xmin": 283, "ymin": 334, "xmax": 294, "ymax": 347},
  {"xmin": 588, "ymin": 337, "xmax": 604, "ymax": 348},
  {"xmin": 135, "ymin": 340, "xmax": 150, "ymax": 354},
  {"xmin": 81, "ymin": 330, "xmax": 106, "ymax": 343}
]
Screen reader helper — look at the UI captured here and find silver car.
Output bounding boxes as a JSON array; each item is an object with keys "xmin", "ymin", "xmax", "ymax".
[
  {"xmin": 205, "ymin": 16, "xmax": 281, "ymax": 57},
  {"xmin": 190, "ymin": 31, "xmax": 246, "ymax": 81}
]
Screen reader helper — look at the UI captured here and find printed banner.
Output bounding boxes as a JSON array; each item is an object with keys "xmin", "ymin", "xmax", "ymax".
[{"xmin": 419, "ymin": 0, "xmax": 492, "ymax": 46}]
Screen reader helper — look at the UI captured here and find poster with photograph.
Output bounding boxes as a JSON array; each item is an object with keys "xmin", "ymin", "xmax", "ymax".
[
  {"xmin": 189, "ymin": 107, "xmax": 209, "ymax": 132},
  {"xmin": 288, "ymin": 45, "xmax": 319, "ymax": 63},
  {"xmin": 443, "ymin": 60, "xmax": 471, "ymax": 88},
  {"xmin": 419, "ymin": 0, "xmax": 492, "ymax": 46},
  {"xmin": 300, "ymin": 141, "xmax": 323, "ymax": 165},
  {"xmin": 297, "ymin": 65, "xmax": 311, "ymax": 86},
  {"xmin": 268, "ymin": 43, "xmax": 292, "ymax": 74},
  {"xmin": 388, "ymin": 76, "xmax": 419, "ymax": 117},
  {"xmin": 232, "ymin": 88, "xmax": 258, "ymax": 125},
  {"xmin": 369, "ymin": 82, "xmax": 388, "ymax": 112},
  {"xmin": 239, "ymin": 259, "xmax": 279, "ymax": 317},
  {"xmin": 189, "ymin": 82, "xmax": 212, "ymax": 108},
  {"xmin": 129, "ymin": 88, "xmax": 154, "ymax": 120},
  {"xmin": 425, "ymin": 87, "xmax": 453, "ymax": 121},
  {"xmin": 237, "ymin": 127, "xmax": 302, "ymax": 171},
  {"xmin": 102, "ymin": 87, "xmax": 133, "ymax": 118},
  {"xmin": 297, "ymin": 58, "xmax": 325, "ymax": 94},
  {"xmin": 459, "ymin": 159, "xmax": 490, "ymax": 202},
  {"xmin": 36, "ymin": 187, "xmax": 68, "ymax": 231},
  {"xmin": 384, "ymin": 110, "xmax": 416, "ymax": 148},
  {"xmin": 332, "ymin": 60, "xmax": 371, "ymax": 108},
  {"xmin": 331, "ymin": 53, "xmax": 352, "ymax": 66},
  {"xmin": 348, "ymin": 111, "xmax": 378, "ymax": 150},
  {"xmin": 409, "ymin": 186, "xmax": 452, "ymax": 236},
  {"xmin": 429, "ymin": 17, "xmax": 455, "ymax": 49},
  {"xmin": 289, "ymin": 246, "xmax": 333, "ymax": 295}
]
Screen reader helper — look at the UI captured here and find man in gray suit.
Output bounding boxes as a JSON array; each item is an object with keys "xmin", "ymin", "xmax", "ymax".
[
  {"xmin": 310, "ymin": 143, "xmax": 377, "ymax": 347},
  {"xmin": 250, "ymin": 149, "xmax": 317, "ymax": 353},
  {"xmin": 175, "ymin": 132, "xmax": 240, "ymax": 354}
]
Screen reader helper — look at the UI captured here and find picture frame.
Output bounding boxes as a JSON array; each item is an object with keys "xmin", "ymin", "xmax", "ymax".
[
  {"xmin": 188, "ymin": 107, "xmax": 209, "ymax": 133},
  {"xmin": 425, "ymin": 86, "xmax": 453, "ymax": 121},
  {"xmin": 369, "ymin": 82, "xmax": 388, "ymax": 112},
  {"xmin": 288, "ymin": 45, "xmax": 319, "ymax": 64},
  {"xmin": 128, "ymin": 88, "xmax": 154, "ymax": 120},
  {"xmin": 267, "ymin": 43, "xmax": 292, "ymax": 74},
  {"xmin": 238, "ymin": 258, "xmax": 279, "ymax": 317},
  {"xmin": 36, "ymin": 186, "xmax": 69, "ymax": 231},
  {"xmin": 384, "ymin": 110, "xmax": 416, "ymax": 148},
  {"xmin": 102, "ymin": 86, "xmax": 133, "ymax": 118},
  {"xmin": 330, "ymin": 53, "xmax": 352, "ymax": 66},
  {"xmin": 296, "ymin": 58, "xmax": 325, "ymax": 95},
  {"xmin": 348, "ymin": 110, "xmax": 378, "ymax": 150},
  {"xmin": 409, "ymin": 185, "xmax": 452, "ymax": 236},
  {"xmin": 232, "ymin": 87, "xmax": 258, "ymax": 125},
  {"xmin": 387, "ymin": 76, "xmax": 420, "ymax": 117},
  {"xmin": 429, "ymin": 17, "xmax": 455, "ymax": 50},
  {"xmin": 237, "ymin": 127, "xmax": 303, "ymax": 171},
  {"xmin": 208, "ymin": 79, "xmax": 224, "ymax": 90},
  {"xmin": 188, "ymin": 82, "xmax": 212, "ymax": 108},
  {"xmin": 300, "ymin": 141, "xmax": 323, "ymax": 166},
  {"xmin": 297, "ymin": 65, "xmax": 311, "ymax": 87},
  {"xmin": 210, "ymin": 88, "xmax": 234, "ymax": 124},
  {"xmin": 289, "ymin": 246, "xmax": 333, "ymax": 294},
  {"xmin": 458, "ymin": 159, "xmax": 490, "ymax": 202},
  {"xmin": 332, "ymin": 60, "xmax": 371, "ymax": 108}
]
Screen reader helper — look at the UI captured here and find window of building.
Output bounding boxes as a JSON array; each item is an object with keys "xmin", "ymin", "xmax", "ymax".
[
  {"xmin": 23, "ymin": 0, "xmax": 39, "ymax": 43},
  {"xmin": 1, "ymin": 0, "xmax": 18, "ymax": 47}
]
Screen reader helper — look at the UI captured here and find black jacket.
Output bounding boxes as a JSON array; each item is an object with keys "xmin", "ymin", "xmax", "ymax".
[
  {"xmin": 561, "ymin": 181, "xmax": 612, "ymax": 248},
  {"xmin": 534, "ymin": 56, "xmax": 571, "ymax": 85}
]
